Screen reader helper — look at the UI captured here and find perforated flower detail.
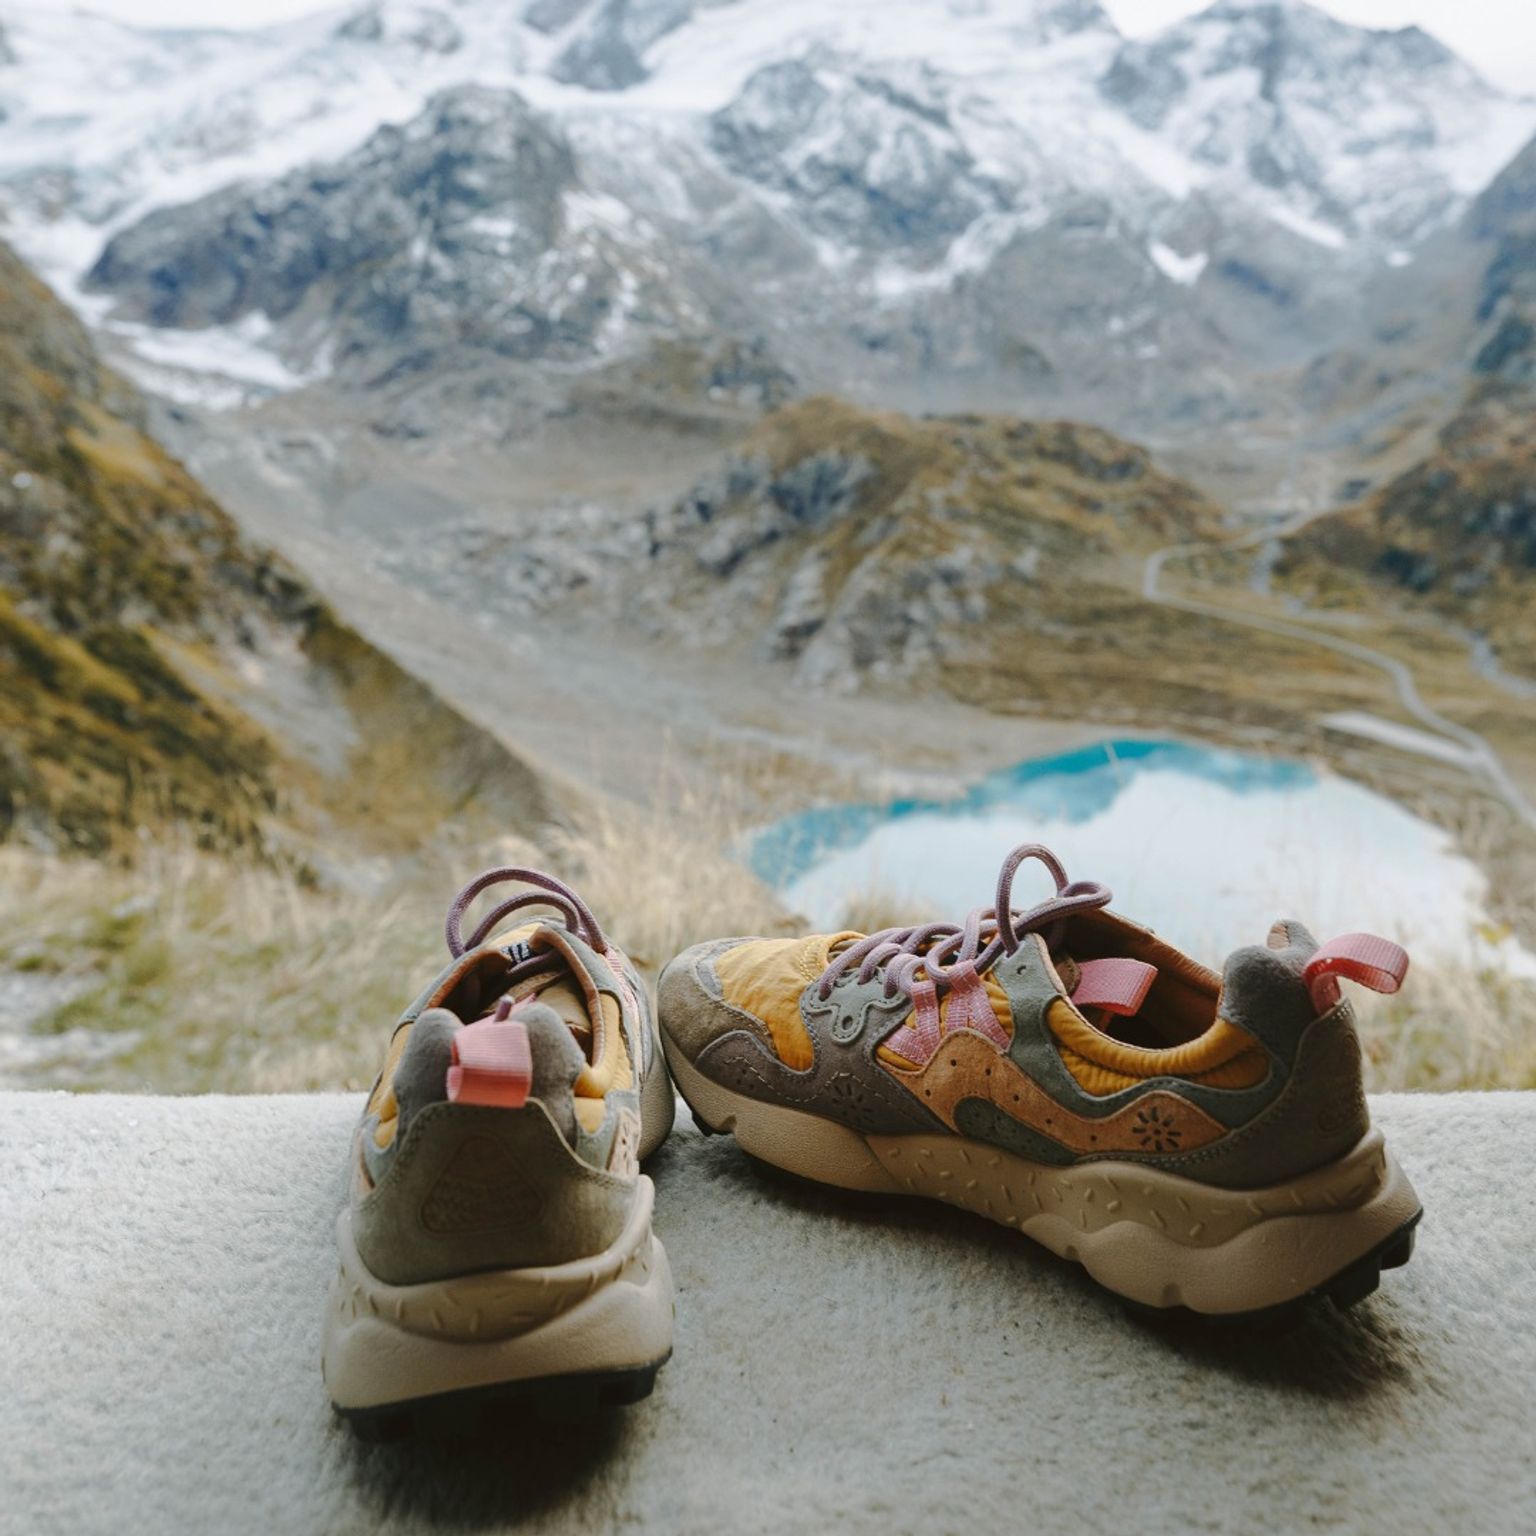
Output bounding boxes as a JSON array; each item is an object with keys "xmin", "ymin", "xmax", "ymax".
[
  {"xmin": 823, "ymin": 1072, "xmax": 863, "ymax": 1112},
  {"xmin": 821, "ymin": 1071, "xmax": 883, "ymax": 1131},
  {"xmin": 1132, "ymin": 1103, "xmax": 1183, "ymax": 1153}
]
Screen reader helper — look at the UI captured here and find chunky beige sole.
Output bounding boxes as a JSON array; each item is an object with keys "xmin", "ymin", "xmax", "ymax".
[
  {"xmin": 666, "ymin": 1042, "xmax": 1420, "ymax": 1317},
  {"xmin": 322, "ymin": 1176, "xmax": 674, "ymax": 1412}
]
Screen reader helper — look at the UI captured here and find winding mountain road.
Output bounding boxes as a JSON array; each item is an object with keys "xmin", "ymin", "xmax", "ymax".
[{"xmin": 1142, "ymin": 520, "xmax": 1536, "ymax": 832}]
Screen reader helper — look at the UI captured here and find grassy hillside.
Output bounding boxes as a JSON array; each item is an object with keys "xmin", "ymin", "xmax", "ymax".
[
  {"xmin": 0, "ymin": 241, "xmax": 551, "ymax": 855},
  {"xmin": 1284, "ymin": 393, "xmax": 1535, "ymax": 675},
  {"xmin": 1298, "ymin": 133, "xmax": 1536, "ymax": 672},
  {"xmin": 637, "ymin": 396, "xmax": 1402, "ymax": 737}
]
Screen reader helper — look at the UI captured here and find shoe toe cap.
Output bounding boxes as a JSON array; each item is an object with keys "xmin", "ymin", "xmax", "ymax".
[{"xmin": 657, "ymin": 937, "xmax": 767, "ymax": 1064}]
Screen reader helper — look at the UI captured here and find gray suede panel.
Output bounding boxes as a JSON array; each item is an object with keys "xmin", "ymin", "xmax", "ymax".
[
  {"xmin": 353, "ymin": 1099, "xmax": 635, "ymax": 1286},
  {"xmin": 1119, "ymin": 1004, "xmax": 1371, "ymax": 1188},
  {"xmin": 660, "ymin": 942, "xmax": 945, "ymax": 1135},
  {"xmin": 693, "ymin": 1025, "xmax": 941, "ymax": 1135},
  {"xmin": 522, "ymin": 1002, "xmax": 584, "ymax": 1145},
  {"xmin": 1214, "ymin": 923, "xmax": 1320, "ymax": 1057},
  {"xmin": 393, "ymin": 1009, "xmax": 456, "ymax": 1129},
  {"xmin": 953, "ymin": 1099, "xmax": 1077, "ymax": 1166},
  {"xmin": 656, "ymin": 939, "xmax": 776, "ymax": 1064},
  {"xmin": 575, "ymin": 1115, "xmax": 621, "ymax": 1171},
  {"xmin": 638, "ymin": 1035, "xmax": 677, "ymax": 1162}
]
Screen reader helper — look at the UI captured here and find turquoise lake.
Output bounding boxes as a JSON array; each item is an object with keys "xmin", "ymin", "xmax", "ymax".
[{"xmin": 753, "ymin": 740, "xmax": 1528, "ymax": 972}]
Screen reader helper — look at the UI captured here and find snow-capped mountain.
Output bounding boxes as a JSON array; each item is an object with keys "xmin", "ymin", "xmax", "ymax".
[
  {"xmin": 0, "ymin": 0, "xmax": 1529, "ymax": 434},
  {"xmin": 86, "ymin": 87, "xmax": 702, "ymax": 377},
  {"xmin": 1101, "ymin": 0, "xmax": 1525, "ymax": 246},
  {"xmin": 1465, "ymin": 131, "xmax": 1536, "ymax": 387}
]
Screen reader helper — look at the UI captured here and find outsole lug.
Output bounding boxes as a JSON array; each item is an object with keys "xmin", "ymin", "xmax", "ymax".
[
  {"xmin": 1379, "ymin": 1225, "xmax": 1416, "ymax": 1271},
  {"xmin": 335, "ymin": 1356, "xmax": 670, "ymax": 1440}
]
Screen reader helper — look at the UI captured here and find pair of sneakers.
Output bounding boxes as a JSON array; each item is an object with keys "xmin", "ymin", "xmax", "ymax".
[{"xmin": 322, "ymin": 845, "xmax": 1422, "ymax": 1434}]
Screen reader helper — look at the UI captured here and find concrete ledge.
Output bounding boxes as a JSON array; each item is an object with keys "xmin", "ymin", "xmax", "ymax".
[{"xmin": 2, "ymin": 1091, "xmax": 1532, "ymax": 1535}]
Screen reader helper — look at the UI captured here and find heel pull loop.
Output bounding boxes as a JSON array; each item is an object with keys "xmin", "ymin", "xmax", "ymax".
[
  {"xmin": 447, "ymin": 1005, "xmax": 533, "ymax": 1108},
  {"xmin": 1304, "ymin": 934, "xmax": 1409, "ymax": 1013}
]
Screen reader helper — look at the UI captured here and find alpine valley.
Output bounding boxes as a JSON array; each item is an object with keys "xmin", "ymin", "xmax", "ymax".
[{"xmin": 1, "ymin": 0, "xmax": 1535, "ymax": 935}]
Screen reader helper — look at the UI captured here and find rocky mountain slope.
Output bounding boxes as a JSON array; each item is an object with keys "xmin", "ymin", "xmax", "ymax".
[
  {"xmin": 86, "ymin": 87, "xmax": 695, "ymax": 389},
  {"xmin": 626, "ymin": 397, "xmax": 1223, "ymax": 687},
  {"xmin": 602, "ymin": 396, "xmax": 1402, "ymax": 739},
  {"xmin": 1287, "ymin": 396, "xmax": 1534, "ymax": 672},
  {"xmin": 0, "ymin": 240, "xmax": 550, "ymax": 855},
  {"xmin": 1281, "ymin": 132, "xmax": 1536, "ymax": 676},
  {"xmin": 1465, "ymin": 131, "xmax": 1536, "ymax": 388},
  {"xmin": 0, "ymin": 0, "xmax": 1529, "ymax": 446}
]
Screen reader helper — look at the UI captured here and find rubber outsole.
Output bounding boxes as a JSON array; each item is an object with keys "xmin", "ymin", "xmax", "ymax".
[
  {"xmin": 337, "ymin": 1355, "xmax": 671, "ymax": 1442},
  {"xmin": 324, "ymin": 1178, "xmax": 675, "ymax": 1419},
  {"xmin": 664, "ymin": 1032, "xmax": 1421, "ymax": 1325},
  {"xmin": 1121, "ymin": 1210, "xmax": 1421, "ymax": 1331}
]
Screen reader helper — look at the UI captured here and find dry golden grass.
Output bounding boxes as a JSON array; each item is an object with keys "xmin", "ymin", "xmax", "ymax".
[
  {"xmin": 0, "ymin": 774, "xmax": 790, "ymax": 1095},
  {"xmin": 832, "ymin": 887, "xmax": 938, "ymax": 937},
  {"xmin": 1353, "ymin": 961, "xmax": 1536, "ymax": 1091},
  {"xmin": 2, "ymin": 787, "xmax": 1532, "ymax": 1093},
  {"xmin": 0, "ymin": 842, "xmax": 447, "ymax": 1093},
  {"xmin": 545, "ymin": 778, "xmax": 800, "ymax": 979}
]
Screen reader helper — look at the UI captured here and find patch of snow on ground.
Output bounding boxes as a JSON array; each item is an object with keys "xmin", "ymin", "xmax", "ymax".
[
  {"xmin": 101, "ymin": 312, "xmax": 319, "ymax": 408},
  {"xmin": 1268, "ymin": 204, "xmax": 1349, "ymax": 250},
  {"xmin": 1148, "ymin": 240, "xmax": 1207, "ymax": 285}
]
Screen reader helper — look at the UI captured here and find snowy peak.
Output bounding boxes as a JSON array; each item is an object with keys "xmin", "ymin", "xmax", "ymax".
[
  {"xmin": 81, "ymin": 83, "xmax": 696, "ymax": 378},
  {"xmin": 1099, "ymin": 0, "xmax": 1528, "ymax": 243},
  {"xmin": 549, "ymin": 0, "xmax": 700, "ymax": 90},
  {"xmin": 0, "ymin": 0, "xmax": 1533, "ymax": 436},
  {"xmin": 332, "ymin": 4, "xmax": 469, "ymax": 54},
  {"xmin": 1119, "ymin": 0, "xmax": 1469, "ymax": 107},
  {"xmin": 709, "ymin": 55, "xmax": 1005, "ymax": 255}
]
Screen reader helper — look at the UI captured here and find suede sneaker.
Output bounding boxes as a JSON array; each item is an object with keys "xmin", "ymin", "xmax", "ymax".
[
  {"xmin": 323, "ymin": 866, "xmax": 676, "ymax": 1433},
  {"xmin": 658, "ymin": 842, "xmax": 1421, "ymax": 1323}
]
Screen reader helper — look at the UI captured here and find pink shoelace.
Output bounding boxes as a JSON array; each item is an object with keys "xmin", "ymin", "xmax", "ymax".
[
  {"xmin": 814, "ymin": 843, "xmax": 1111, "ymax": 1005},
  {"xmin": 443, "ymin": 866, "xmax": 611, "ymax": 989}
]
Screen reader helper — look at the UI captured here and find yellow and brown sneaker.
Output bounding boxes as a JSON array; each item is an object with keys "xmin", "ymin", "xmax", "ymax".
[
  {"xmin": 323, "ymin": 867, "xmax": 676, "ymax": 1435},
  {"xmin": 658, "ymin": 842, "xmax": 1420, "ymax": 1323}
]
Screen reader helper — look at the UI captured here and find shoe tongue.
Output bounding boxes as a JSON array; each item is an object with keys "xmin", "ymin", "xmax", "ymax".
[
  {"xmin": 488, "ymin": 921, "xmax": 605, "ymax": 1062},
  {"xmin": 1066, "ymin": 955, "xmax": 1158, "ymax": 1017},
  {"xmin": 517, "ymin": 975, "xmax": 595, "ymax": 1057}
]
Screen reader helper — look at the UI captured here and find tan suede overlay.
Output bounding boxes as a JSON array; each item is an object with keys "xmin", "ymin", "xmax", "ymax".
[
  {"xmin": 886, "ymin": 1030, "xmax": 1228, "ymax": 1155},
  {"xmin": 713, "ymin": 935, "xmax": 855, "ymax": 1071}
]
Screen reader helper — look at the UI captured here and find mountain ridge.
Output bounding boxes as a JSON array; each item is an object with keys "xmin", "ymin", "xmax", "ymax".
[{"xmin": 1, "ymin": 0, "xmax": 1529, "ymax": 454}]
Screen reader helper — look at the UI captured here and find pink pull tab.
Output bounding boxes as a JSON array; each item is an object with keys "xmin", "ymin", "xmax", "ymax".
[
  {"xmin": 447, "ymin": 1010, "xmax": 533, "ymax": 1108},
  {"xmin": 1072, "ymin": 957, "xmax": 1157, "ymax": 1017},
  {"xmin": 1303, "ymin": 934, "xmax": 1409, "ymax": 1013}
]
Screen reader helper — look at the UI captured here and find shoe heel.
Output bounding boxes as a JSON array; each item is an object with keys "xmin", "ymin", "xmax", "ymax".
[{"xmin": 323, "ymin": 1181, "xmax": 674, "ymax": 1423}]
